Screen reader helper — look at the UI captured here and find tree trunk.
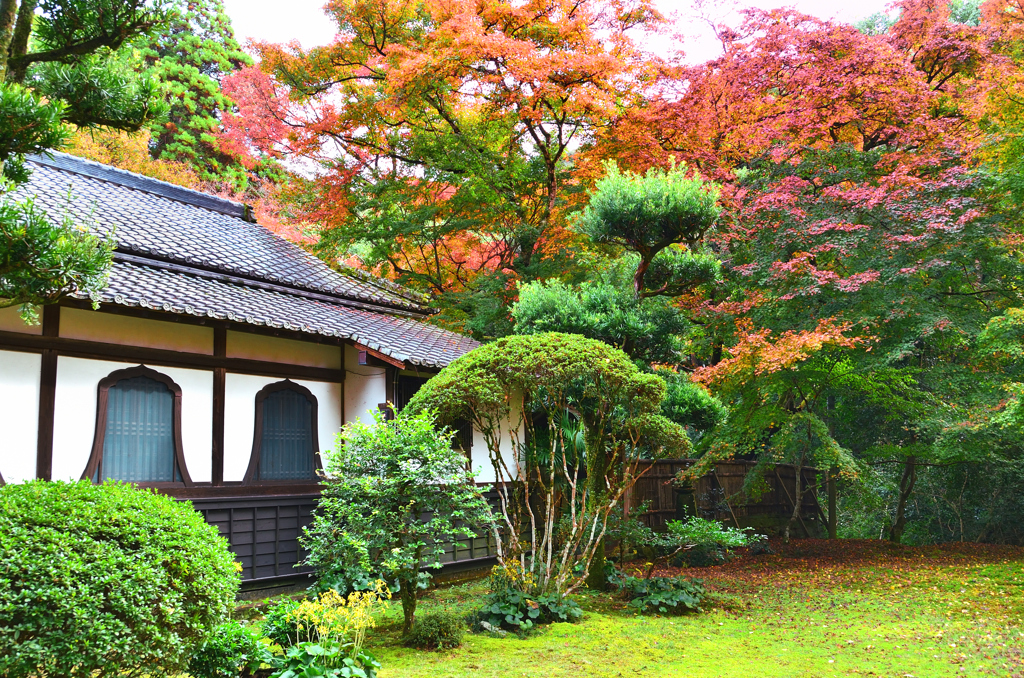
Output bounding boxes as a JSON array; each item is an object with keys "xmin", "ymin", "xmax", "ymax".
[
  {"xmin": 400, "ymin": 576, "xmax": 417, "ymax": 634},
  {"xmin": 827, "ymin": 465, "xmax": 838, "ymax": 540},
  {"xmin": 888, "ymin": 455, "xmax": 917, "ymax": 544},
  {"xmin": 0, "ymin": 0, "xmax": 19, "ymax": 83},
  {"xmin": 585, "ymin": 430, "xmax": 609, "ymax": 591},
  {"xmin": 6, "ymin": 0, "xmax": 36, "ymax": 84},
  {"xmin": 633, "ymin": 254, "xmax": 652, "ymax": 297},
  {"xmin": 783, "ymin": 462, "xmax": 803, "ymax": 544},
  {"xmin": 710, "ymin": 340, "xmax": 723, "ymax": 366},
  {"xmin": 826, "ymin": 395, "xmax": 837, "ymax": 539}
]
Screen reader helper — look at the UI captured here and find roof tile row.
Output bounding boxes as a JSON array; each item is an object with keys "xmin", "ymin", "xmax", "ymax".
[{"xmin": 9, "ymin": 153, "xmax": 481, "ymax": 369}]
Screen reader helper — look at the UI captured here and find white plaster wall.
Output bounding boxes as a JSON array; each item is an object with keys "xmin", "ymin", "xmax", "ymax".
[
  {"xmin": 223, "ymin": 374, "xmax": 343, "ymax": 481},
  {"xmin": 302, "ymin": 378, "xmax": 343, "ymax": 459},
  {"xmin": 343, "ymin": 344, "xmax": 386, "ymax": 426},
  {"xmin": 51, "ymin": 358, "xmax": 213, "ymax": 482},
  {"xmin": 226, "ymin": 331, "xmax": 342, "ymax": 369},
  {"xmin": 468, "ymin": 394, "xmax": 523, "ymax": 484},
  {"xmin": 166, "ymin": 366, "xmax": 213, "ymax": 482},
  {"xmin": 0, "ymin": 350, "xmax": 41, "ymax": 483},
  {"xmin": 0, "ymin": 306, "xmax": 41, "ymax": 335},
  {"xmin": 60, "ymin": 308, "xmax": 213, "ymax": 354}
]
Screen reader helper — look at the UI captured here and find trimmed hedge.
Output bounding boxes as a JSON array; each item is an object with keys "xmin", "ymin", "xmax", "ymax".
[{"xmin": 0, "ymin": 480, "xmax": 240, "ymax": 677}]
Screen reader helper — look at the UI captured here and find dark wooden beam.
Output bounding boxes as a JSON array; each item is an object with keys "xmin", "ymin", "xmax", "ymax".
[
  {"xmin": 163, "ymin": 485, "xmax": 322, "ymax": 500},
  {"xmin": 385, "ymin": 365, "xmax": 397, "ymax": 405},
  {"xmin": 212, "ymin": 327, "xmax": 226, "ymax": 486},
  {"xmin": 35, "ymin": 305, "xmax": 59, "ymax": 481},
  {"xmin": 357, "ymin": 343, "xmax": 404, "ymax": 369},
  {"xmin": 0, "ymin": 329, "xmax": 345, "ymax": 383}
]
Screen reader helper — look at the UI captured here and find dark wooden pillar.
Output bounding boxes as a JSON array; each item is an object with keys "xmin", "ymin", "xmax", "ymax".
[
  {"xmin": 36, "ymin": 305, "xmax": 60, "ymax": 480},
  {"xmin": 339, "ymin": 345, "xmax": 346, "ymax": 426},
  {"xmin": 212, "ymin": 327, "xmax": 226, "ymax": 486},
  {"xmin": 385, "ymin": 366, "xmax": 397, "ymax": 405}
]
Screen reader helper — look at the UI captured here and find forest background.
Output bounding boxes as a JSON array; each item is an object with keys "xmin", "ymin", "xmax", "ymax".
[{"xmin": 5, "ymin": 0, "xmax": 1024, "ymax": 547}]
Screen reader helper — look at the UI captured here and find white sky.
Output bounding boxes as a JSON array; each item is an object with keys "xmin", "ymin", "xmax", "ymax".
[{"xmin": 222, "ymin": 0, "xmax": 893, "ymax": 64}]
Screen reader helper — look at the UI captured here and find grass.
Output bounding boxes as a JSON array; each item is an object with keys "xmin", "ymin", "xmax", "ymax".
[{"xmin": 358, "ymin": 540, "xmax": 1024, "ymax": 678}]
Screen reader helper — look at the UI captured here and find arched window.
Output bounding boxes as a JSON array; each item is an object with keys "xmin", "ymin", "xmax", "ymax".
[
  {"xmin": 82, "ymin": 366, "xmax": 191, "ymax": 486},
  {"xmin": 243, "ymin": 381, "xmax": 320, "ymax": 484}
]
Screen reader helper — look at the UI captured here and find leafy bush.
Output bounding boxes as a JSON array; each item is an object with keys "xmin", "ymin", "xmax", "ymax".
[
  {"xmin": 674, "ymin": 543, "xmax": 728, "ymax": 568},
  {"xmin": 270, "ymin": 640, "xmax": 380, "ymax": 678},
  {"xmin": 290, "ymin": 585, "xmax": 390, "ymax": 647},
  {"xmin": 267, "ymin": 586, "xmax": 389, "ymax": 676},
  {"xmin": 308, "ymin": 408, "xmax": 492, "ymax": 633},
  {"xmin": 470, "ymin": 565, "xmax": 583, "ymax": 633},
  {"xmin": 0, "ymin": 480, "xmax": 239, "ymax": 678},
  {"xmin": 627, "ymin": 516, "xmax": 757, "ymax": 575},
  {"xmin": 188, "ymin": 621, "xmax": 273, "ymax": 678},
  {"xmin": 404, "ymin": 610, "xmax": 465, "ymax": 650},
  {"xmin": 310, "ymin": 563, "xmax": 381, "ymax": 598},
  {"xmin": 747, "ymin": 534, "xmax": 775, "ymax": 556},
  {"xmin": 666, "ymin": 516, "xmax": 753, "ymax": 550},
  {"xmin": 261, "ymin": 598, "xmax": 302, "ymax": 647},
  {"xmin": 473, "ymin": 589, "xmax": 583, "ymax": 633},
  {"xmin": 619, "ymin": 576, "xmax": 706, "ymax": 614}
]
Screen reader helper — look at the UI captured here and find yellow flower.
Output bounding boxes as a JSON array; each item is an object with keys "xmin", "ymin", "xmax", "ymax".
[{"xmin": 287, "ymin": 580, "xmax": 392, "ymax": 652}]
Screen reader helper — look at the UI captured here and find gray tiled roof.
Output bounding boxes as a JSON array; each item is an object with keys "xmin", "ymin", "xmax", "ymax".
[
  {"xmin": 13, "ymin": 153, "xmax": 428, "ymax": 312},
  {"xmin": 10, "ymin": 153, "xmax": 480, "ymax": 368},
  {"xmin": 98, "ymin": 260, "xmax": 479, "ymax": 369}
]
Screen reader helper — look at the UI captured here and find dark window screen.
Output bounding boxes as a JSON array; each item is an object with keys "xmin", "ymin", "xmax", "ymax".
[
  {"xmin": 100, "ymin": 376, "xmax": 178, "ymax": 482},
  {"xmin": 258, "ymin": 388, "xmax": 315, "ymax": 481}
]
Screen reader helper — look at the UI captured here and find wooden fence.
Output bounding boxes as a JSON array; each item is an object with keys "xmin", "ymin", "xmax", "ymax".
[{"xmin": 627, "ymin": 459, "xmax": 825, "ymax": 537}]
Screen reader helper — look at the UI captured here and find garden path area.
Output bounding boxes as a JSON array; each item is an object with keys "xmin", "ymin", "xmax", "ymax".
[{"xmin": 368, "ymin": 540, "xmax": 1024, "ymax": 678}]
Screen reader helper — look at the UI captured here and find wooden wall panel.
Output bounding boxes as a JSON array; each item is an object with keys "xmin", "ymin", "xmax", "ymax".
[{"xmin": 191, "ymin": 495, "xmax": 317, "ymax": 583}]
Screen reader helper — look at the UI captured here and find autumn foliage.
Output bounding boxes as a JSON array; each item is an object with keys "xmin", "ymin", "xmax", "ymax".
[{"xmin": 164, "ymin": 0, "xmax": 1024, "ymax": 543}]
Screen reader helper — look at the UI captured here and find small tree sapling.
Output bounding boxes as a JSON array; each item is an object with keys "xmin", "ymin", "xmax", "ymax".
[{"xmin": 304, "ymin": 408, "xmax": 492, "ymax": 633}]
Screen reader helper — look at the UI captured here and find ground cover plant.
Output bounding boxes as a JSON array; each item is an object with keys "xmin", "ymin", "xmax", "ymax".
[
  {"xmin": 618, "ymin": 575, "xmax": 706, "ymax": 615},
  {"xmin": 354, "ymin": 539, "xmax": 1024, "ymax": 678}
]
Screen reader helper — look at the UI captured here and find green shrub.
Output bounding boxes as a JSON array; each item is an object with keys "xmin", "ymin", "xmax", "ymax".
[
  {"xmin": 473, "ymin": 589, "xmax": 583, "ymax": 633},
  {"xmin": 260, "ymin": 598, "xmax": 302, "ymax": 647},
  {"xmin": 673, "ymin": 543, "xmax": 728, "ymax": 567},
  {"xmin": 619, "ymin": 576, "xmax": 705, "ymax": 614},
  {"xmin": 404, "ymin": 610, "xmax": 465, "ymax": 650},
  {"xmin": 310, "ymin": 563, "xmax": 380, "ymax": 598},
  {"xmin": 0, "ymin": 480, "xmax": 239, "ymax": 678},
  {"xmin": 188, "ymin": 621, "xmax": 273, "ymax": 678}
]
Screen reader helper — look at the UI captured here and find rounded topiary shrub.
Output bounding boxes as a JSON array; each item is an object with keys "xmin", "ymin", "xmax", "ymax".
[{"xmin": 0, "ymin": 480, "xmax": 240, "ymax": 678}]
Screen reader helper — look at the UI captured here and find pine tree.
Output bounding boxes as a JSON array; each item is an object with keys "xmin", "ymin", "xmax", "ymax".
[{"xmin": 140, "ymin": 0, "xmax": 252, "ymax": 189}]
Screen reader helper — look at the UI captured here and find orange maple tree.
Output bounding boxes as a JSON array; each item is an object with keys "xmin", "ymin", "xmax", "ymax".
[{"xmin": 221, "ymin": 0, "xmax": 664, "ymax": 334}]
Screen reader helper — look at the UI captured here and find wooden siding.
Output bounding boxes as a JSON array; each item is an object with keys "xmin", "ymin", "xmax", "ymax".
[
  {"xmin": 188, "ymin": 489, "xmax": 501, "ymax": 584},
  {"xmin": 191, "ymin": 494, "xmax": 318, "ymax": 583}
]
